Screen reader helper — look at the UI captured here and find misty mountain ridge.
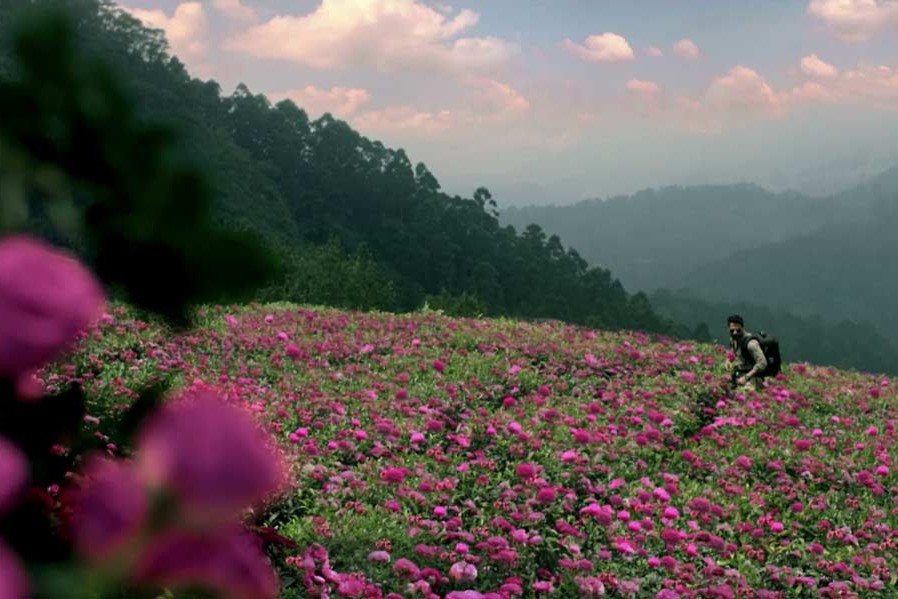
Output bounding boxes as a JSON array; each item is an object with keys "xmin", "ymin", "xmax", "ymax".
[{"xmin": 501, "ymin": 167, "xmax": 897, "ymax": 290}]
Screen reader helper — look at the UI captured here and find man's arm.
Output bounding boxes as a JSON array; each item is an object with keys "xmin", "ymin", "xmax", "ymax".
[{"xmin": 744, "ymin": 339, "xmax": 767, "ymax": 378}]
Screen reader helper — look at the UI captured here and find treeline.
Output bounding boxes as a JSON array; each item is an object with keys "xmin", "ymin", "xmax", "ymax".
[{"xmin": 0, "ymin": 0, "xmax": 684, "ymax": 336}]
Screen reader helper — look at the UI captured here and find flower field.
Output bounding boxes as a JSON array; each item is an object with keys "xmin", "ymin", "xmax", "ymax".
[{"xmin": 51, "ymin": 303, "xmax": 898, "ymax": 598}]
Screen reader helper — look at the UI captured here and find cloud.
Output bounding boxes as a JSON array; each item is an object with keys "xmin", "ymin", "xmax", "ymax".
[
  {"xmin": 702, "ymin": 66, "xmax": 789, "ymax": 119},
  {"xmin": 123, "ymin": 2, "xmax": 208, "ymax": 58},
  {"xmin": 627, "ymin": 79, "xmax": 661, "ymax": 96},
  {"xmin": 561, "ymin": 33, "xmax": 634, "ymax": 63},
  {"xmin": 353, "ymin": 78, "xmax": 530, "ymax": 136},
  {"xmin": 801, "ymin": 54, "xmax": 840, "ymax": 78},
  {"xmin": 644, "ymin": 46, "xmax": 664, "ymax": 57},
  {"xmin": 211, "ymin": 0, "xmax": 257, "ymax": 22},
  {"xmin": 813, "ymin": 62, "xmax": 898, "ymax": 108},
  {"xmin": 617, "ymin": 66, "xmax": 829, "ymax": 132},
  {"xmin": 269, "ymin": 86, "xmax": 372, "ymax": 118},
  {"xmin": 672, "ymin": 39, "xmax": 702, "ymax": 60},
  {"xmin": 225, "ymin": 0, "xmax": 518, "ymax": 73},
  {"xmin": 806, "ymin": 0, "xmax": 898, "ymax": 42}
]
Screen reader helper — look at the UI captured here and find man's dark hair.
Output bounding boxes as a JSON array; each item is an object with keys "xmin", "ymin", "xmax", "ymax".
[{"xmin": 727, "ymin": 314, "xmax": 744, "ymax": 326}]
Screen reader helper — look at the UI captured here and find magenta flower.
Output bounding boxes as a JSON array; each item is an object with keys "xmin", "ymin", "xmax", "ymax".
[
  {"xmin": 130, "ymin": 527, "xmax": 278, "ymax": 599},
  {"xmin": 0, "ymin": 438, "xmax": 27, "ymax": 515},
  {"xmin": 68, "ymin": 456, "xmax": 149, "ymax": 561},
  {"xmin": 794, "ymin": 439, "xmax": 813, "ymax": 451},
  {"xmin": 367, "ymin": 551, "xmax": 390, "ymax": 563},
  {"xmin": 392, "ymin": 558, "xmax": 420, "ymax": 580},
  {"xmin": 446, "ymin": 592, "xmax": 484, "ymax": 599},
  {"xmin": 135, "ymin": 389, "xmax": 286, "ymax": 523},
  {"xmin": 449, "ymin": 561, "xmax": 478, "ymax": 582},
  {"xmin": 515, "ymin": 463, "xmax": 536, "ymax": 480},
  {"xmin": 0, "ymin": 235, "xmax": 105, "ymax": 381},
  {"xmin": 574, "ymin": 576, "xmax": 605, "ymax": 597},
  {"xmin": 379, "ymin": 467, "xmax": 409, "ymax": 484},
  {"xmin": 0, "ymin": 541, "xmax": 28, "ymax": 599}
]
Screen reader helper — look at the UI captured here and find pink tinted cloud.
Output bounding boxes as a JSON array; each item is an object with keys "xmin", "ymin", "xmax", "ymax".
[
  {"xmin": 807, "ymin": 0, "xmax": 898, "ymax": 42},
  {"xmin": 122, "ymin": 2, "xmax": 208, "ymax": 58},
  {"xmin": 672, "ymin": 39, "xmax": 702, "ymax": 60},
  {"xmin": 801, "ymin": 54, "xmax": 840, "ymax": 78},
  {"xmin": 269, "ymin": 86, "xmax": 372, "ymax": 118},
  {"xmin": 644, "ymin": 46, "xmax": 664, "ymax": 57},
  {"xmin": 225, "ymin": 0, "xmax": 518, "ymax": 73},
  {"xmin": 817, "ymin": 62, "xmax": 898, "ymax": 108},
  {"xmin": 620, "ymin": 66, "xmax": 829, "ymax": 132},
  {"xmin": 211, "ymin": 0, "xmax": 257, "ymax": 22},
  {"xmin": 626, "ymin": 79, "xmax": 661, "ymax": 96},
  {"xmin": 352, "ymin": 78, "xmax": 529, "ymax": 136},
  {"xmin": 561, "ymin": 33, "xmax": 635, "ymax": 63}
]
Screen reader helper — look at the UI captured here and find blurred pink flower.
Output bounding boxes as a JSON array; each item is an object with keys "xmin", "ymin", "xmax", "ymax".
[
  {"xmin": 367, "ymin": 550, "xmax": 390, "ymax": 563},
  {"xmin": 130, "ymin": 527, "xmax": 278, "ymax": 599},
  {"xmin": 135, "ymin": 390, "xmax": 286, "ymax": 523},
  {"xmin": 0, "ymin": 541, "xmax": 28, "ymax": 599},
  {"xmin": 0, "ymin": 235, "xmax": 105, "ymax": 381},
  {"xmin": 68, "ymin": 456, "xmax": 149, "ymax": 561},
  {"xmin": 0, "ymin": 438, "xmax": 27, "ymax": 515}
]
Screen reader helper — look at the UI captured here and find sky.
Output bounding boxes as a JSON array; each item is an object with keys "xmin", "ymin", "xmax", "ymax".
[{"xmin": 122, "ymin": 0, "xmax": 898, "ymax": 206}]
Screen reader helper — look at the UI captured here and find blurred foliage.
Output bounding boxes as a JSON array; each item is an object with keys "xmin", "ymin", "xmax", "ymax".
[{"xmin": 0, "ymin": 0, "xmax": 277, "ymax": 327}]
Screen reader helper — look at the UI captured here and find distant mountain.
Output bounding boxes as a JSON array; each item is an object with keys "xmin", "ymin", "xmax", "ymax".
[
  {"xmin": 500, "ymin": 183, "xmax": 864, "ymax": 292},
  {"xmin": 681, "ymin": 210, "xmax": 898, "ymax": 336}
]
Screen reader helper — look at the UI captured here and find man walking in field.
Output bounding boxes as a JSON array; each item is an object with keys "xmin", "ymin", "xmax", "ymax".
[{"xmin": 726, "ymin": 314, "xmax": 767, "ymax": 391}]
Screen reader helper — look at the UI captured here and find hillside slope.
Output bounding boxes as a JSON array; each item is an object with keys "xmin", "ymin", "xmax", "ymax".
[{"xmin": 53, "ymin": 303, "xmax": 898, "ymax": 597}]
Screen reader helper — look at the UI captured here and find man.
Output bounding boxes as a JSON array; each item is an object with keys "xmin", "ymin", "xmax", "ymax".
[{"xmin": 726, "ymin": 314, "xmax": 767, "ymax": 391}]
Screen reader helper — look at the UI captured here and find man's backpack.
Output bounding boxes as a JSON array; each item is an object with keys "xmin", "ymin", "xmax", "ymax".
[{"xmin": 740, "ymin": 332, "xmax": 781, "ymax": 377}]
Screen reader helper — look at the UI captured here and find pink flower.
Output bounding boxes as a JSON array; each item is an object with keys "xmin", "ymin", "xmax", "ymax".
[
  {"xmin": 532, "ymin": 580, "xmax": 554, "ymax": 593},
  {"xmin": 449, "ymin": 561, "xmax": 478, "ymax": 582},
  {"xmin": 0, "ymin": 541, "xmax": 28, "ymax": 599},
  {"xmin": 0, "ymin": 438, "xmax": 27, "ymax": 515},
  {"xmin": 392, "ymin": 558, "xmax": 420, "ymax": 580},
  {"xmin": 653, "ymin": 487, "xmax": 671, "ymax": 503},
  {"xmin": 368, "ymin": 550, "xmax": 391, "ymax": 563},
  {"xmin": 68, "ymin": 456, "xmax": 149, "ymax": 561},
  {"xmin": 794, "ymin": 439, "xmax": 813, "ymax": 451},
  {"xmin": 135, "ymin": 390, "xmax": 286, "ymax": 523},
  {"xmin": 516, "ymin": 463, "xmax": 536, "ymax": 480},
  {"xmin": 0, "ymin": 235, "xmax": 105, "ymax": 380},
  {"xmin": 336, "ymin": 578, "xmax": 367, "ymax": 597},
  {"xmin": 662, "ymin": 507, "xmax": 679, "ymax": 520},
  {"xmin": 536, "ymin": 487, "xmax": 557, "ymax": 503},
  {"xmin": 432, "ymin": 359, "xmax": 445, "ymax": 373},
  {"xmin": 446, "ymin": 592, "xmax": 484, "ymax": 599},
  {"xmin": 130, "ymin": 527, "xmax": 278, "ymax": 599},
  {"xmin": 574, "ymin": 576, "xmax": 605, "ymax": 597}
]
